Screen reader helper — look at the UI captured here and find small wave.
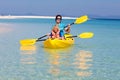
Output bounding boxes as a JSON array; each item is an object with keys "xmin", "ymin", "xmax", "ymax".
[{"xmin": 0, "ymin": 15, "xmax": 76, "ymax": 19}]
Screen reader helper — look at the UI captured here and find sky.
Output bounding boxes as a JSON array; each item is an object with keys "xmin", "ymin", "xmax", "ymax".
[{"xmin": 0, "ymin": 0, "xmax": 120, "ymax": 18}]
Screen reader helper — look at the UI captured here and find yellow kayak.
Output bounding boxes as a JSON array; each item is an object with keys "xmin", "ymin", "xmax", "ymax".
[{"xmin": 43, "ymin": 34, "xmax": 74, "ymax": 49}]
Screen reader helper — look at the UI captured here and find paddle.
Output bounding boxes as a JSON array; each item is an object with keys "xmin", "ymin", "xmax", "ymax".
[
  {"xmin": 20, "ymin": 32, "xmax": 94, "ymax": 46},
  {"xmin": 67, "ymin": 32, "xmax": 94, "ymax": 38},
  {"xmin": 64, "ymin": 15, "xmax": 88, "ymax": 28},
  {"xmin": 38, "ymin": 32, "xmax": 94, "ymax": 41},
  {"xmin": 20, "ymin": 15, "xmax": 88, "ymax": 46}
]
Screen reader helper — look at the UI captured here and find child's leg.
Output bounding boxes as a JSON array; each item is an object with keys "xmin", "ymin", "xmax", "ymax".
[
  {"xmin": 56, "ymin": 31, "xmax": 60, "ymax": 38},
  {"xmin": 51, "ymin": 31, "xmax": 56, "ymax": 38}
]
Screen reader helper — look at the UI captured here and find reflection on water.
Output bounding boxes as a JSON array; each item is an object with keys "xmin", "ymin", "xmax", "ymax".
[
  {"xmin": 20, "ymin": 45, "xmax": 37, "ymax": 64},
  {"xmin": 20, "ymin": 45, "xmax": 93, "ymax": 78},
  {"xmin": 0, "ymin": 24, "xmax": 13, "ymax": 34},
  {"xmin": 44, "ymin": 48, "xmax": 93, "ymax": 77},
  {"xmin": 74, "ymin": 50, "xmax": 93, "ymax": 77},
  {"xmin": 44, "ymin": 47, "xmax": 73, "ymax": 76}
]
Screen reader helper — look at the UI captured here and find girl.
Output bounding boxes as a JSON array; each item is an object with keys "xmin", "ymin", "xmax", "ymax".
[{"xmin": 51, "ymin": 24, "xmax": 60, "ymax": 38}]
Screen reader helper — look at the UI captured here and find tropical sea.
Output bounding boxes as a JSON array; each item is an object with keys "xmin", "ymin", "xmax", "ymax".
[{"xmin": 0, "ymin": 17, "xmax": 120, "ymax": 80}]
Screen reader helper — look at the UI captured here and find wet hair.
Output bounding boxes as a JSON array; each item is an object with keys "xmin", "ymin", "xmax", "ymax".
[{"xmin": 55, "ymin": 15, "xmax": 62, "ymax": 21}]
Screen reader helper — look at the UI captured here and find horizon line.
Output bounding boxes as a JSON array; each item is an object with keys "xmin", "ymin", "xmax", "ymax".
[
  {"xmin": 0, "ymin": 15, "xmax": 120, "ymax": 20},
  {"xmin": 0, "ymin": 15, "xmax": 76, "ymax": 19}
]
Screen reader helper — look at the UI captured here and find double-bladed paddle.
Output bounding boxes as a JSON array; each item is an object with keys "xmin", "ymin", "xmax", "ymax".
[{"xmin": 20, "ymin": 32, "xmax": 94, "ymax": 46}]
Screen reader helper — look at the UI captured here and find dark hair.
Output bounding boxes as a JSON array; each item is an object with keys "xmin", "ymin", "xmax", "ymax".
[{"xmin": 55, "ymin": 15, "xmax": 62, "ymax": 20}]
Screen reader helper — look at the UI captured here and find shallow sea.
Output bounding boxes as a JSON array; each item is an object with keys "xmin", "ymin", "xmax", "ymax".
[{"xmin": 0, "ymin": 18, "xmax": 120, "ymax": 80}]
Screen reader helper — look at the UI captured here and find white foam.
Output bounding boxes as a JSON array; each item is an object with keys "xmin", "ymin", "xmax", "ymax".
[{"xmin": 0, "ymin": 15, "xmax": 76, "ymax": 19}]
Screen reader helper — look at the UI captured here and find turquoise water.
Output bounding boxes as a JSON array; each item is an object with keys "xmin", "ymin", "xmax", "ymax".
[{"xmin": 0, "ymin": 18, "xmax": 120, "ymax": 80}]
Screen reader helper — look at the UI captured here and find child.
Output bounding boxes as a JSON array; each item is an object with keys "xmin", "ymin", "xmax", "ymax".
[{"xmin": 51, "ymin": 25, "xmax": 60, "ymax": 38}]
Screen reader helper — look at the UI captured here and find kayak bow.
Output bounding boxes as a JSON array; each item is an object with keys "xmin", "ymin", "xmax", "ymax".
[{"xmin": 43, "ymin": 34, "xmax": 74, "ymax": 48}]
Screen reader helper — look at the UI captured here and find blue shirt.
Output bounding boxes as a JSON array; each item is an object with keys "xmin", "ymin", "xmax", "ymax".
[
  {"xmin": 58, "ymin": 23, "xmax": 65, "ymax": 37},
  {"xmin": 58, "ymin": 23, "xmax": 65, "ymax": 31}
]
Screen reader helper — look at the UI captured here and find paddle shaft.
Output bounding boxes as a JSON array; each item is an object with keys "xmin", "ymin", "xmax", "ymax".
[
  {"xmin": 37, "ymin": 35, "xmax": 47, "ymax": 40},
  {"xmin": 36, "ymin": 35, "xmax": 77, "ymax": 42},
  {"xmin": 64, "ymin": 22, "xmax": 74, "ymax": 28},
  {"xmin": 36, "ymin": 39, "xmax": 46, "ymax": 42},
  {"xmin": 36, "ymin": 35, "xmax": 48, "ymax": 42},
  {"xmin": 66, "ymin": 35, "xmax": 77, "ymax": 38}
]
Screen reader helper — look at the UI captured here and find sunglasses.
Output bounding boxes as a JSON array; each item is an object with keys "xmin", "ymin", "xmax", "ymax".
[{"xmin": 56, "ymin": 18, "xmax": 62, "ymax": 20}]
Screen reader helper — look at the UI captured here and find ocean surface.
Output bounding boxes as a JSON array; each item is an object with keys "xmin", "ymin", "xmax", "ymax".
[{"xmin": 0, "ymin": 18, "xmax": 120, "ymax": 80}]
